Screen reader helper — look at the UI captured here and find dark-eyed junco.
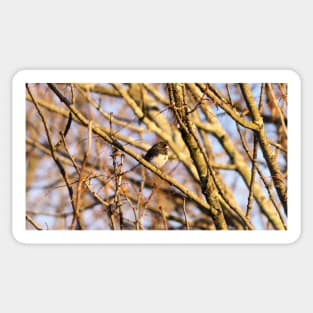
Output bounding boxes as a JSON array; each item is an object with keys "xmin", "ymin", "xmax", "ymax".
[
  {"xmin": 124, "ymin": 141, "xmax": 169, "ymax": 173},
  {"xmin": 143, "ymin": 141, "xmax": 169, "ymax": 168}
]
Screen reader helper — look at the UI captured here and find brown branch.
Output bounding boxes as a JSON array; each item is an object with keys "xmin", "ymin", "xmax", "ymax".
[
  {"xmin": 28, "ymin": 130, "xmax": 213, "ymax": 227},
  {"xmin": 78, "ymin": 84, "xmax": 120, "ymax": 97},
  {"xmin": 188, "ymin": 83, "xmax": 286, "ymax": 230},
  {"xmin": 27, "ymin": 92, "xmax": 200, "ymax": 182},
  {"xmin": 245, "ymin": 85, "xmax": 266, "ymax": 218},
  {"xmin": 111, "ymin": 147, "xmax": 125, "ymax": 230},
  {"xmin": 26, "ymin": 84, "xmax": 77, "ymax": 227},
  {"xmin": 240, "ymin": 83, "xmax": 287, "ymax": 215},
  {"xmin": 70, "ymin": 121, "xmax": 92, "ymax": 230},
  {"xmin": 236, "ymin": 125, "xmax": 286, "ymax": 229},
  {"xmin": 266, "ymin": 83, "xmax": 288, "ymax": 136},
  {"xmin": 169, "ymin": 84, "xmax": 256, "ymax": 230},
  {"xmin": 46, "ymin": 83, "xmax": 221, "ymax": 223},
  {"xmin": 160, "ymin": 206, "xmax": 168, "ymax": 230},
  {"xmin": 168, "ymin": 83, "xmax": 227, "ymax": 230},
  {"xmin": 142, "ymin": 83, "xmax": 170, "ymax": 105},
  {"xmin": 26, "ymin": 215, "xmax": 43, "ymax": 230},
  {"xmin": 26, "ymin": 94, "xmax": 149, "ymax": 151},
  {"xmin": 111, "ymin": 83, "xmax": 169, "ymax": 139},
  {"xmin": 196, "ymin": 83, "xmax": 259, "ymax": 132},
  {"xmin": 75, "ymin": 84, "xmax": 147, "ymax": 134},
  {"xmin": 246, "ymin": 133, "xmax": 258, "ymax": 218},
  {"xmin": 182, "ymin": 198, "xmax": 190, "ymax": 230},
  {"xmin": 54, "ymin": 112, "xmax": 72, "ymax": 148}
]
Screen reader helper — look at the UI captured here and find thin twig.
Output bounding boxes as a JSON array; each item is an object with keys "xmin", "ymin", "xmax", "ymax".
[
  {"xmin": 269, "ymin": 140, "xmax": 287, "ymax": 153},
  {"xmin": 240, "ymin": 83, "xmax": 288, "ymax": 215},
  {"xmin": 26, "ymin": 84, "xmax": 77, "ymax": 227},
  {"xmin": 196, "ymin": 83, "xmax": 259, "ymax": 132},
  {"xmin": 236, "ymin": 125, "xmax": 286, "ymax": 229},
  {"xmin": 110, "ymin": 113, "xmax": 125, "ymax": 230},
  {"xmin": 182, "ymin": 198, "xmax": 190, "ymax": 230},
  {"xmin": 46, "ymin": 83, "xmax": 240, "ymax": 224},
  {"xmin": 26, "ymin": 215, "xmax": 43, "ymax": 230},
  {"xmin": 142, "ymin": 83, "xmax": 170, "ymax": 105},
  {"xmin": 246, "ymin": 133, "xmax": 258, "ymax": 218},
  {"xmin": 188, "ymin": 83, "xmax": 286, "ymax": 229},
  {"xmin": 266, "ymin": 83, "xmax": 288, "ymax": 137},
  {"xmin": 160, "ymin": 206, "xmax": 168, "ymax": 230},
  {"xmin": 246, "ymin": 85, "xmax": 265, "ymax": 218},
  {"xmin": 70, "ymin": 121, "xmax": 93, "ymax": 229},
  {"xmin": 76, "ymin": 84, "xmax": 147, "ymax": 133}
]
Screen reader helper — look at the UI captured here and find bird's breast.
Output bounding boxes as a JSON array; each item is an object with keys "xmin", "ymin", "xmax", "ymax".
[{"xmin": 149, "ymin": 154, "xmax": 168, "ymax": 168}]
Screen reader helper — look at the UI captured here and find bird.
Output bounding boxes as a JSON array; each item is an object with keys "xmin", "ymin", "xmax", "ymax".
[
  {"xmin": 144, "ymin": 141, "xmax": 169, "ymax": 168},
  {"xmin": 124, "ymin": 141, "xmax": 169, "ymax": 174}
]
